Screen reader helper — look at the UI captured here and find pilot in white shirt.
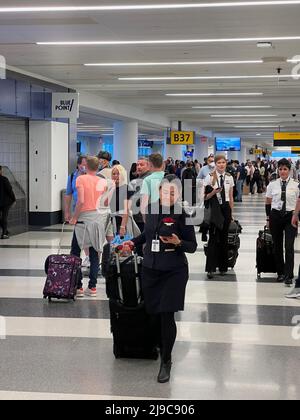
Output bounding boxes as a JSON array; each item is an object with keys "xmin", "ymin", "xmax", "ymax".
[
  {"xmin": 265, "ymin": 158, "xmax": 299, "ymax": 286},
  {"xmin": 204, "ymin": 155, "xmax": 234, "ymax": 279}
]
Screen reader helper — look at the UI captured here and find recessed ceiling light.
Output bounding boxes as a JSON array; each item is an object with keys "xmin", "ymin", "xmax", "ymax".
[
  {"xmin": 37, "ymin": 36, "xmax": 300, "ymax": 46},
  {"xmin": 5, "ymin": 2, "xmax": 300, "ymax": 13},
  {"xmin": 119, "ymin": 74, "xmax": 293, "ymax": 81},
  {"xmin": 85, "ymin": 60, "xmax": 263, "ymax": 66},
  {"xmin": 256, "ymin": 133, "xmax": 262, "ymax": 135},
  {"xmin": 166, "ymin": 93, "xmax": 264, "ymax": 96},
  {"xmin": 287, "ymin": 58, "xmax": 300, "ymax": 63},
  {"xmin": 257, "ymin": 42, "xmax": 273, "ymax": 48},
  {"xmin": 192, "ymin": 105, "xmax": 272, "ymax": 109}
]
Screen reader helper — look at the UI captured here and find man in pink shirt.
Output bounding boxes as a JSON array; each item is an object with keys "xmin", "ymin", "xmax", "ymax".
[{"xmin": 70, "ymin": 156, "xmax": 108, "ymax": 297}]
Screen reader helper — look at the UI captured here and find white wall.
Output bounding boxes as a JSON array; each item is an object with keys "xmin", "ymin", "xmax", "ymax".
[{"xmin": 29, "ymin": 121, "xmax": 68, "ymax": 213}]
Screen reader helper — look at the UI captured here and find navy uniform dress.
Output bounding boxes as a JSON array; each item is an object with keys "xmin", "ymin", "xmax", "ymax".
[{"xmin": 132, "ymin": 202, "xmax": 198, "ymax": 314}]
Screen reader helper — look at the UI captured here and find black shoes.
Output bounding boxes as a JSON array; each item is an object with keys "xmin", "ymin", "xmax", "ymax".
[
  {"xmin": 284, "ymin": 276, "xmax": 294, "ymax": 287},
  {"xmin": 277, "ymin": 275, "xmax": 294, "ymax": 286},
  {"xmin": 1, "ymin": 234, "xmax": 9, "ymax": 240},
  {"xmin": 157, "ymin": 360, "xmax": 172, "ymax": 383}
]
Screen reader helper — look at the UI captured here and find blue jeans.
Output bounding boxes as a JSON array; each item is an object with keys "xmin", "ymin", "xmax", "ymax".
[
  {"xmin": 236, "ymin": 180, "xmax": 244, "ymax": 202},
  {"xmin": 71, "ymin": 232, "xmax": 99, "ymax": 289}
]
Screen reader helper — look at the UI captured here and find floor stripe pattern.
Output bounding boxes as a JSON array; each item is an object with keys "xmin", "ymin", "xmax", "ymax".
[{"xmin": 0, "ymin": 195, "xmax": 300, "ymax": 400}]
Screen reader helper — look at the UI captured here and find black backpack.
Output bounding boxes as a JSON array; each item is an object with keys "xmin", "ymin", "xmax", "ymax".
[{"xmin": 253, "ymin": 168, "xmax": 260, "ymax": 178}]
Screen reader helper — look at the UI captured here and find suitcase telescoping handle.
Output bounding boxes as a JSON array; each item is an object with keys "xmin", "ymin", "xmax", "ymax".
[
  {"xmin": 58, "ymin": 222, "xmax": 69, "ymax": 255},
  {"xmin": 115, "ymin": 245, "xmax": 142, "ymax": 305},
  {"xmin": 58, "ymin": 221, "xmax": 87, "ymax": 255}
]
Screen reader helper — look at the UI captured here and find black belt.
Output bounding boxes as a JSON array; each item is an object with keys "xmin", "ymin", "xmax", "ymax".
[{"xmin": 271, "ymin": 209, "xmax": 293, "ymax": 216}]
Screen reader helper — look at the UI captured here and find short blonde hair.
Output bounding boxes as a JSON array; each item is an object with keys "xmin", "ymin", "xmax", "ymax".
[
  {"xmin": 87, "ymin": 156, "xmax": 99, "ymax": 172},
  {"xmin": 112, "ymin": 164, "xmax": 128, "ymax": 186}
]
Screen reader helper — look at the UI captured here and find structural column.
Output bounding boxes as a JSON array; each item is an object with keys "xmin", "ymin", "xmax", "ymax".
[
  {"xmin": 238, "ymin": 146, "xmax": 247, "ymax": 163},
  {"xmin": 164, "ymin": 130, "xmax": 184, "ymax": 161},
  {"xmin": 194, "ymin": 134, "xmax": 209, "ymax": 162},
  {"xmin": 68, "ymin": 119, "xmax": 78, "ymax": 173},
  {"xmin": 29, "ymin": 121, "xmax": 69, "ymax": 225},
  {"xmin": 114, "ymin": 121, "xmax": 138, "ymax": 172}
]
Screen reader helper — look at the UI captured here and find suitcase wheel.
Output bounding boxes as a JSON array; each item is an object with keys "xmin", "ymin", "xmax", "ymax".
[
  {"xmin": 257, "ymin": 272, "xmax": 261, "ymax": 280},
  {"xmin": 48, "ymin": 297, "xmax": 52, "ymax": 303}
]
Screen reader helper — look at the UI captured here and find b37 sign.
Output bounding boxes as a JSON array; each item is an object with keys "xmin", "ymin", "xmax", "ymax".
[{"xmin": 171, "ymin": 131, "xmax": 195, "ymax": 145}]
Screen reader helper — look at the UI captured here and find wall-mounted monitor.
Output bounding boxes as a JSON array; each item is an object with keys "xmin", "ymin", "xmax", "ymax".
[{"xmin": 215, "ymin": 137, "xmax": 241, "ymax": 151}]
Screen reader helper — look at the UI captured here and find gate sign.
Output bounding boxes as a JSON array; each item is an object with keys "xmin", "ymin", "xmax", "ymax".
[
  {"xmin": 171, "ymin": 131, "xmax": 195, "ymax": 145},
  {"xmin": 274, "ymin": 132, "xmax": 300, "ymax": 146},
  {"xmin": 52, "ymin": 93, "xmax": 79, "ymax": 119}
]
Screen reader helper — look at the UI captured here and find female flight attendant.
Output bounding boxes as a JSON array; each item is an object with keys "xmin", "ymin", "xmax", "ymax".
[
  {"xmin": 265, "ymin": 158, "xmax": 299, "ymax": 286},
  {"xmin": 124, "ymin": 175, "xmax": 197, "ymax": 383},
  {"xmin": 204, "ymin": 155, "xmax": 234, "ymax": 279}
]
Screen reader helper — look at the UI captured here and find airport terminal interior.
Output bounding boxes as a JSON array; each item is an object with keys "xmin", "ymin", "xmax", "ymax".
[{"xmin": 1, "ymin": 0, "xmax": 300, "ymax": 401}]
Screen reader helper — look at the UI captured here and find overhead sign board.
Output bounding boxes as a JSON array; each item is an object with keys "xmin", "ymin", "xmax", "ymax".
[
  {"xmin": 171, "ymin": 131, "xmax": 195, "ymax": 145},
  {"xmin": 52, "ymin": 93, "xmax": 79, "ymax": 119},
  {"xmin": 274, "ymin": 132, "xmax": 300, "ymax": 146}
]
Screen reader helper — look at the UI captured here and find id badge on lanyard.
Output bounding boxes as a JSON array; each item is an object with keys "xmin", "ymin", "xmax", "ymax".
[{"xmin": 152, "ymin": 234, "xmax": 160, "ymax": 253}]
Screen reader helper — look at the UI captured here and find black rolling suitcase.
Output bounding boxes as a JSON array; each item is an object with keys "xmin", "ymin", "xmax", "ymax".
[
  {"xmin": 203, "ymin": 220, "xmax": 241, "ymax": 269},
  {"xmin": 227, "ymin": 220, "xmax": 242, "ymax": 269},
  {"xmin": 106, "ymin": 247, "xmax": 158, "ymax": 360},
  {"xmin": 256, "ymin": 227, "xmax": 277, "ymax": 279}
]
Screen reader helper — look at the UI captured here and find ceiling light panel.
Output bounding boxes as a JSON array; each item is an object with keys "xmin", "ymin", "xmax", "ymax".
[
  {"xmin": 192, "ymin": 105, "xmax": 272, "ymax": 109},
  {"xmin": 6, "ymin": 2, "xmax": 300, "ymax": 13},
  {"xmin": 85, "ymin": 60, "xmax": 263, "ymax": 66},
  {"xmin": 37, "ymin": 36, "xmax": 300, "ymax": 46},
  {"xmin": 119, "ymin": 74, "xmax": 293, "ymax": 81},
  {"xmin": 166, "ymin": 93, "xmax": 264, "ymax": 96},
  {"xmin": 211, "ymin": 114, "xmax": 278, "ymax": 117}
]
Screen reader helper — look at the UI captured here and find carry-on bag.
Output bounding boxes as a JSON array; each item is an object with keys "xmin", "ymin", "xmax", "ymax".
[
  {"xmin": 107, "ymin": 246, "xmax": 158, "ymax": 360},
  {"xmin": 106, "ymin": 245, "xmax": 143, "ymax": 307},
  {"xmin": 43, "ymin": 222, "xmax": 85, "ymax": 302},
  {"xmin": 256, "ymin": 227, "xmax": 277, "ymax": 279}
]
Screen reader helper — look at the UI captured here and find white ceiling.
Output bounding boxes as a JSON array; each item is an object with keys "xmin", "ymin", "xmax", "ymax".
[{"xmin": 1, "ymin": 0, "xmax": 300, "ymax": 145}]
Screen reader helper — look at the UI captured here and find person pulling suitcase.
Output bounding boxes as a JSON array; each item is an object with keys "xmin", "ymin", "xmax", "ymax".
[
  {"xmin": 265, "ymin": 158, "xmax": 299, "ymax": 286},
  {"xmin": 124, "ymin": 175, "xmax": 198, "ymax": 384},
  {"xmin": 69, "ymin": 156, "xmax": 109, "ymax": 297}
]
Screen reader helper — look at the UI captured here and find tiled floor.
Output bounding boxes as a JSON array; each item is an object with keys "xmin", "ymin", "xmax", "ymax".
[{"xmin": 1, "ymin": 195, "xmax": 300, "ymax": 400}]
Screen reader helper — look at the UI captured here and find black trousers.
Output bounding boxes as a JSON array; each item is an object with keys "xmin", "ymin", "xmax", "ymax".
[
  {"xmin": 250, "ymin": 177, "xmax": 262, "ymax": 194},
  {"xmin": 270, "ymin": 210, "xmax": 297, "ymax": 278},
  {"xmin": 206, "ymin": 203, "xmax": 232, "ymax": 273},
  {"xmin": 0, "ymin": 206, "xmax": 10, "ymax": 235}
]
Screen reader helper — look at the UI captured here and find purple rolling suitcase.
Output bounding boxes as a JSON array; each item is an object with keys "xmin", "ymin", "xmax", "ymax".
[{"xmin": 43, "ymin": 223, "xmax": 82, "ymax": 302}]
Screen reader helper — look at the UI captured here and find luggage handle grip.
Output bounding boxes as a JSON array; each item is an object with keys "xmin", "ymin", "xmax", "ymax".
[
  {"xmin": 58, "ymin": 221, "xmax": 87, "ymax": 255},
  {"xmin": 115, "ymin": 250, "xmax": 142, "ymax": 305}
]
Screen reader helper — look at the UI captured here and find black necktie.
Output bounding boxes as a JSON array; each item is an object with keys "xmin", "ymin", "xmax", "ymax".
[
  {"xmin": 220, "ymin": 175, "xmax": 226, "ymax": 204},
  {"xmin": 281, "ymin": 180, "xmax": 287, "ymax": 214}
]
